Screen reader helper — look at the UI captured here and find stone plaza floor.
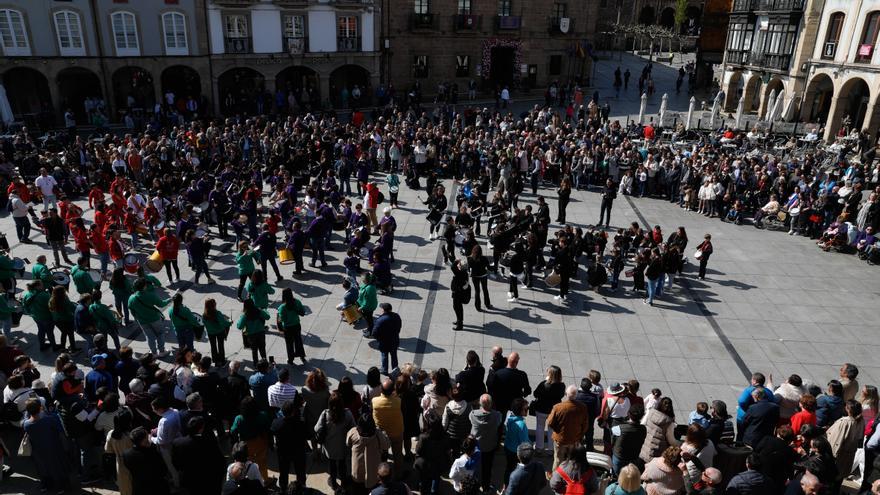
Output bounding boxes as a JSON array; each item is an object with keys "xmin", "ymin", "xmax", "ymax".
[{"xmin": 2, "ymin": 172, "xmax": 878, "ymax": 493}]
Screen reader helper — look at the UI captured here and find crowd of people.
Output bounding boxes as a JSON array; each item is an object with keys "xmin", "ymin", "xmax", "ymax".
[{"xmin": 0, "ymin": 80, "xmax": 876, "ymax": 495}]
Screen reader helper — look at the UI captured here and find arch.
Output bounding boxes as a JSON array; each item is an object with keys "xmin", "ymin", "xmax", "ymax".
[
  {"xmin": 659, "ymin": 7, "xmax": 675, "ymax": 29},
  {"xmin": 802, "ymin": 73, "xmax": 833, "ymax": 123},
  {"xmin": 218, "ymin": 67, "xmax": 265, "ymax": 115},
  {"xmin": 160, "ymin": 65, "xmax": 201, "ymax": 110},
  {"xmin": 761, "ymin": 78, "xmax": 784, "ymax": 119},
  {"xmin": 111, "ymin": 66, "xmax": 155, "ymax": 115},
  {"xmin": 57, "ymin": 67, "xmax": 103, "ymax": 123},
  {"xmin": 743, "ymin": 74, "xmax": 762, "ymax": 113},
  {"xmin": 725, "ymin": 71, "xmax": 744, "ymax": 111},
  {"xmin": 829, "ymin": 77, "xmax": 870, "ymax": 135},
  {"xmin": 684, "ymin": 6, "xmax": 702, "ymax": 35},
  {"xmin": 275, "ymin": 66, "xmax": 319, "ymax": 113},
  {"xmin": 329, "ymin": 64, "xmax": 371, "ymax": 109},
  {"xmin": 638, "ymin": 6, "xmax": 656, "ymax": 25},
  {"xmin": 2, "ymin": 67, "xmax": 51, "ymax": 126}
]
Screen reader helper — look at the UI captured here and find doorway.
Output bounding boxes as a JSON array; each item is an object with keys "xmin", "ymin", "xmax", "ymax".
[{"xmin": 490, "ymin": 47, "xmax": 515, "ymax": 88}]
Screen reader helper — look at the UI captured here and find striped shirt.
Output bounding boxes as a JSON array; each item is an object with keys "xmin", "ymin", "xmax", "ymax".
[{"xmin": 267, "ymin": 382, "xmax": 298, "ymax": 409}]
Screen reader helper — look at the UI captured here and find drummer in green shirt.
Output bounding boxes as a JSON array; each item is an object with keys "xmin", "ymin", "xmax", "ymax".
[
  {"xmin": 0, "ymin": 251, "xmax": 16, "ymax": 297},
  {"xmin": 357, "ymin": 272, "xmax": 378, "ymax": 338},
  {"xmin": 168, "ymin": 293, "xmax": 200, "ymax": 351},
  {"xmin": 235, "ymin": 240, "xmax": 260, "ymax": 300},
  {"xmin": 109, "ymin": 268, "xmax": 134, "ymax": 326},
  {"xmin": 31, "ymin": 255, "xmax": 53, "ymax": 287},
  {"xmin": 89, "ymin": 290, "xmax": 121, "ymax": 349},
  {"xmin": 128, "ymin": 278, "xmax": 171, "ymax": 357},
  {"xmin": 244, "ymin": 270, "xmax": 274, "ymax": 310},
  {"xmin": 202, "ymin": 298, "xmax": 231, "ymax": 365},
  {"xmin": 277, "ymin": 287, "xmax": 306, "ymax": 365},
  {"xmin": 71, "ymin": 256, "xmax": 98, "ymax": 295},
  {"xmin": 22, "ymin": 280, "xmax": 57, "ymax": 351},
  {"xmin": 48, "ymin": 285, "xmax": 78, "ymax": 353},
  {"xmin": 237, "ymin": 298, "xmax": 269, "ymax": 365},
  {"xmin": 136, "ymin": 266, "xmax": 162, "ymax": 292}
]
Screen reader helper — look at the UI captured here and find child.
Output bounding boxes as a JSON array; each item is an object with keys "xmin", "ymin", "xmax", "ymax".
[
  {"xmin": 88, "ymin": 183, "xmax": 105, "ymax": 209},
  {"xmin": 688, "ymin": 401, "xmax": 711, "ymax": 429},
  {"xmin": 645, "ymin": 388, "xmax": 662, "ymax": 410},
  {"xmin": 343, "ymin": 247, "xmax": 360, "ymax": 284},
  {"xmin": 608, "ymin": 248, "xmax": 625, "ymax": 291},
  {"xmin": 589, "ymin": 369, "xmax": 604, "ymax": 396},
  {"xmin": 231, "ymin": 214, "xmax": 247, "ymax": 245}
]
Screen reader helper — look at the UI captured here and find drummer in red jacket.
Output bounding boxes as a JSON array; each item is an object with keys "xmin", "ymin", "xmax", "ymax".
[
  {"xmin": 155, "ymin": 228, "xmax": 181, "ymax": 283},
  {"xmin": 123, "ymin": 207, "xmax": 140, "ymax": 250},
  {"xmin": 89, "ymin": 224, "xmax": 110, "ymax": 277},
  {"xmin": 108, "ymin": 229, "xmax": 126, "ymax": 269}
]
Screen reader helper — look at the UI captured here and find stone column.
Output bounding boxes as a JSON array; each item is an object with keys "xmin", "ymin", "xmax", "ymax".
[
  {"xmin": 823, "ymin": 96, "xmax": 843, "ymax": 142},
  {"xmin": 319, "ymin": 74, "xmax": 331, "ymax": 109},
  {"xmin": 861, "ymin": 94, "xmax": 880, "ymax": 143}
]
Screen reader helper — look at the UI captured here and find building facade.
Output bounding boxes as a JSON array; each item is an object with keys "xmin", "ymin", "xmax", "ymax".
[
  {"xmin": 383, "ymin": 0, "xmax": 598, "ymax": 95},
  {"xmin": 721, "ymin": 0, "xmax": 880, "ymax": 140}
]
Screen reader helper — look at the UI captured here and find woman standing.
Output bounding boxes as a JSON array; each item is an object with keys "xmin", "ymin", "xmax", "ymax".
[
  {"xmin": 168, "ymin": 293, "xmax": 199, "ymax": 351},
  {"xmin": 230, "ymin": 396, "xmax": 274, "ymax": 486},
  {"xmin": 421, "ymin": 368, "xmax": 453, "ymax": 419},
  {"xmin": 155, "ymin": 228, "xmax": 181, "ymax": 283},
  {"xmin": 640, "ymin": 446, "xmax": 684, "ymax": 494},
  {"xmin": 172, "ymin": 348, "xmax": 194, "ymax": 402},
  {"xmin": 271, "ymin": 395, "xmax": 308, "ymax": 494},
  {"xmin": 502, "ymin": 398, "xmax": 531, "ymax": 490},
  {"xmin": 301, "ymin": 369, "xmax": 331, "ymax": 451},
  {"xmin": 347, "ymin": 414, "xmax": 391, "ymax": 494},
  {"xmin": 48, "ymin": 286, "xmax": 78, "ymax": 352},
  {"xmin": 237, "ymin": 298, "xmax": 270, "ymax": 365},
  {"xmin": 245, "ymin": 269, "xmax": 275, "ymax": 310},
  {"xmin": 533, "ymin": 365, "xmax": 566, "ymax": 453},
  {"xmin": 22, "ymin": 398, "xmax": 71, "ymax": 492},
  {"xmin": 386, "ymin": 168, "xmax": 400, "ymax": 208},
  {"xmin": 644, "ymin": 249, "xmax": 663, "ymax": 306},
  {"xmin": 202, "ymin": 298, "xmax": 231, "ymax": 366},
  {"xmin": 235, "ymin": 240, "xmax": 258, "ymax": 300},
  {"xmin": 315, "ymin": 391, "xmax": 356, "ymax": 492},
  {"xmin": 105, "ymin": 409, "xmax": 134, "ymax": 495},
  {"xmin": 109, "ymin": 268, "xmax": 133, "ymax": 326},
  {"xmin": 556, "ymin": 178, "xmax": 572, "ymax": 224},
  {"xmin": 277, "ymin": 288, "xmax": 306, "ymax": 365},
  {"xmin": 639, "ymin": 397, "xmax": 679, "ymax": 463},
  {"xmin": 89, "ymin": 290, "xmax": 122, "ymax": 349}
]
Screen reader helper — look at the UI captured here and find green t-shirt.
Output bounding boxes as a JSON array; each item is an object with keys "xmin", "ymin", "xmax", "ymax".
[
  {"xmin": 22, "ymin": 289, "xmax": 52, "ymax": 322},
  {"xmin": 245, "ymin": 280, "xmax": 275, "ymax": 309},
  {"xmin": 236, "ymin": 310, "xmax": 270, "ymax": 336},
  {"xmin": 89, "ymin": 302, "xmax": 118, "ymax": 332},
  {"xmin": 203, "ymin": 311, "xmax": 231, "ymax": 336},
  {"xmin": 277, "ymin": 299, "xmax": 304, "ymax": 328},
  {"xmin": 71, "ymin": 265, "xmax": 96, "ymax": 295}
]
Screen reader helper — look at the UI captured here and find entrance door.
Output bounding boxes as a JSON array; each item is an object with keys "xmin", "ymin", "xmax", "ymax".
[{"xmin": 490, "ymin": 47, "xmax": 515, "ymax": 88}]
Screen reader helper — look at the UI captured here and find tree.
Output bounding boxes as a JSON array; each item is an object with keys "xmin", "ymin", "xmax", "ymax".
[{"xmin": 674, "ymin": 0, "xmax": 688, "ymax": 34}]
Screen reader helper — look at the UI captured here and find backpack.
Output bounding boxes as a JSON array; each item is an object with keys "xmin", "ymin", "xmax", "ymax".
[
  {"xmin": 555, "ymin": 466, "xmax": 596, "ymax": 495},
  {"xmin": 74, "ymin": 303, "xmax": 97, "ymax": 335},
  {"xmin": 1, "ymin": 389, "xmax": 30, "ymax": 422},
  {"xmin": 377, "ymin": 191, "xmax": 385, "ymax": 204}
]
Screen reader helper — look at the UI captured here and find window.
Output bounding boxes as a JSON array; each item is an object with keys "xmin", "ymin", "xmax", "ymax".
[
  {"xmin": 338, "ymin": 16, "xmax": 357, "ymax": 38},
  {"xmin": 224, "ymin": 14, "xmax": 248, "ymax": 38},
  {"xmin": 458, "ymin": 0, "xmax": 472, "ymax": 15},
  {"xmin": 0, "ymin": 9, "xmax": 30, "ymax": 56},
  {"xmin": 549, "ymin": 55, "xmax": 562, "ymax": 75},
  {"xmin": 456, "ymin": 55, "xmax": 469, "ymax": 77},
  {"xmin": 857, "ymin": 11, "xmax": 880, "ymax": 62},
  {"xmin": 284, "ymin": 14, "xmax": 306, "ymax": 54},
  {"xmin": 54, "ymin": 10, "xmax": 84, "ymax": 56},
  {"xmin": 414, "ymin": 0, "xmax": 430, "ymax": 14},
  {"xmin": 111, "ymin": 11, "xmax": 139, "ymax": 56},
  {"xmin": 413, "ymin": 55, "xmax": 428, "ymax": 78},
  {"xmin": 498, "ymin": 0, "xmax": 512, "ymax": 16},
  {"xmin": 554, "ymin": 3, "xmax": 567, "ymax": 19},
  {"xmin": 822, "ymin": 12, "xmax": 844, "ymax": 59},
  {"xmin": 162, "ymin": 12, "xmax": 187, "ymax": 55}
]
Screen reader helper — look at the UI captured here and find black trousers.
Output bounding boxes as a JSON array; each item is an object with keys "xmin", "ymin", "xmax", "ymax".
[
  {"xmin": 599, "ymin": 199, "xmax": 613, "ymax": 227},
  {"xmin": 283, "ymin": 324, "xmax": 305, "ymax": 360},
  {"xmin": 560, "ymin": 272, "xmax": 571, "ymax": 297},
  {"xmin": 277, "ymin": 451, "xmax": 306, "ymax": 494},
  {"xmin": 453, "ymin": 298, "xmax": 463, "ymax": 326},
  {"xmin": 248, "ymin": 332, "xmax": 266, "ymax": 365},
  {"xmin": 208, "ymin": 333, "xmax": 226, "ymax": 364},
  {"xmin": 261, "ymin": 255, "xmax": 282, "ymax": 280},
  {"xmin": 698, "ymin": 257, "xmax": 709, "ymax": 279},
  {"xmin": 361, "ymin": 309, "xmax": 374, "ymax": 336},
  {"xmin": 471, "ymin": 276, "xmax": 490, "ymax": 309},
  {"xmin": 508, "ymin": 275, "xmax": 519, "ymax": 298},
  {"xmin": 164, "ymin": 259, "xmax": 180, "ymax": 281}
]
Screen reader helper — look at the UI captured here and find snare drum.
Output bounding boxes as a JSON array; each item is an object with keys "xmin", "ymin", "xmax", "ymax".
[
  {"xmin": 777, "ymin": 211, "xmax": 788, "ymax": 222},
  {"xmin": 789, "ymin": 206, "xmax": 801, "ymax": 216},
  {"xmin": 195, "ymin": 222, "xmax": 209, "ymax": 238},
  {"xmin": 89, "ymin": 269, "xmax": 103, "ymax": 284},
  {"xmin": 123, "ymin": 253, "xmax": 140, "ymax": 274},
  {"xmin": 135, "ymin": 224, "xmax": 149, "ymax": 235},
  {"xmin": 454, "ymin": 228, "xmax": 471, "ymax": 247},
  {"xmin": 359, "ymin": 246, "xmax": 371, "ymax": 259},
  {"xmin": 145, "ymin": 250, "xmax": 163, "ymax": 273},
  {"xmin": 342, "ymin": 304, "xmax": 362, "ymax": 325},
  {"xmin": 9, "ymin": 299, "xmax": 23, "ymax": 327},
  {"xmin": 12, "ymin": 258, "xmax": 25, "ymax": 278},
  {"xmin": 155, "ymin": 221, "xmax": 166, "ymax": 233},
  {"xmin": 52, "ymin": 271, "xmax": 70, "ymax": 290},
  {"xmin": 278, "ymin": 248, "xmax": 294, "ymax": 265}
]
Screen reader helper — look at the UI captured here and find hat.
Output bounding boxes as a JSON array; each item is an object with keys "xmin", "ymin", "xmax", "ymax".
[
  {"xmin": 607, "ymin": 382, "xmax": 626, "ymax": 395},
  {"xmin": 91, "ymin": 353, "xmax": 108, "ymax": 367}
]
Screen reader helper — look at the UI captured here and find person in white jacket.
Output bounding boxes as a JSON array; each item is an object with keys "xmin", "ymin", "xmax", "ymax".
[{"xmin": 449, "ymin": 436, "xmax": 480, "ymax": 493}]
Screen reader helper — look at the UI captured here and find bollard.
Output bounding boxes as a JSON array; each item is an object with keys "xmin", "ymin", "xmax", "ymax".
[{"xmin": 697, "ymin": 119, "xmax": 701, "ymax": 129}]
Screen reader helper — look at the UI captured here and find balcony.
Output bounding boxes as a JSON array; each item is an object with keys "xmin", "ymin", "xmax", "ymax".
[
  {"xmin": 548, "ymin": 17, "xmax": 576, "ymax": 35},
  {"xmin": 337, "ymin": 37, "xmax": 361, "ymax": 52},
  {"xmin": 286, "ymin": 36, "xmax": 308, "ymax": 55},
  {"xmin": 749, "ymin": 52, "xmax": 791, "ymax": 70},
  {"xmin": 409, "ymin": 13, "xmax": 436, "ymax": 30},
  {"xmin": 215, "ymin": 0, "xmax": 259, "ymax": 5},
  {"xmin": 224, "ymin": 37, "xmax": 251, "ymax": 54},
  {"xmin": 733, "ymin": 0, "xmax": 804, "ymax": 11},
  {"xmin": 454, "ymin": 14, "xmax": 481, "ymax": 31},
  {"xmin": 495, "ymin": 15, "xmax": 521, "ymax": 31}
]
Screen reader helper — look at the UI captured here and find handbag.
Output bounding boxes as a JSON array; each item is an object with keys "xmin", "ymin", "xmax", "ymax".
[{"xmin": 17, "ymin": 432, "xmax": 31, "ymax": 456}]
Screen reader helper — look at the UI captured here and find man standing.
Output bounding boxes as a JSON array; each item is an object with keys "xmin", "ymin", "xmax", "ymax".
[
  {"xmin": 8, "ymin": 190, "xmax": 31, "ymax": 243},
  {"xmin": 487, "ymin": 351, "xmax": 532, "ymax": 419},
  {"xmin": 171, "ymin": 416, "xmax": 226, "ymax": 495},
  {"xmin": 371, "ymin": 303, "xmax": 401, "ymax": 374},
  {"xmin": 34, "ymin": 168, "xmax": 59, "ymax": 212},
  {"xmin": 123, "ymin": 427, "xmax": 171, "ymax": 495},
  {"xmin": 267, "ymin": 368, "xmax": 298, "ymax": 411},
  {"xmin": 44, "ymin": 208, "xmax": 73, "ymax": 266},
  {"xmin": 504, "ymin": 443, "xmax": 547, "ymax": 495},
  {"xmin": 546, "ymin": 385, "xmax": 590, "ymax": 469},
  {"xmin": 372, "ymin": 378, "xmax": 404, "ymax": 464},
  {"xmin": 742, "ymin": 388, "xmax": 780, "ymax": 447},
  {"xmin": 599, "ymin": 178, "xmax": 617, "ymax": 228},
  {"xmin": 470, "ymin": 394, "xmax": 502, "ymax": 493},
  {"xmin": 150, "ymin": 396, "xmax": 182, "ymax": 489}
]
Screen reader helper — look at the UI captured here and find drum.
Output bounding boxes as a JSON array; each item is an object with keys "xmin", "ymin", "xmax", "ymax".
[
  {"xmin": 278, "ymin": 248, "xmax": 294, "ymax": 265},
  {"xmin": 195, "ymin": 222, "xmax": 209, "ymax": 238},
  {"xmin": 777, "ymin": 211, "xmax": 788, "ymax": 222},
  {"xmin": 135, "ymin": 224, "xmax": 149, "ymax": 235},
  {"xmin": 52, "ymin": 271, "xmax": 70, "ymax": 290},
  {"xmin": 198, "ymin": 202, "xmax": 209, "ymax": 215},
  {"xmin": 155, "ymin": 221, "xmax": 166, "ymax": 233},
  {"xmin": 123, "ymin": 253, "xmax": 140, "ymax": 274},
  {"xmin": 545, "ymin": 270, "xmax": 561, "ymax": 288},
  {"xmin": 145, "ymin": 250, "xmax": 163, "ymax": 273},
  {"xmin": 342, "ymin": 304, "xmax": 362, "ymax": 325},
  {"xmin": 9, "ymin": 299, "xmax": 23, "ymax": 327},
  {"xmin": 333, "ymin": 217, "xmax": 346, "ymax": 231},
  {"xmin": 89, "ymin": 269, "xmax": 103, "ymax": 284},
  {"xmin": 359, "ymin": 246, "xmax": 371, "ymax": 259},
  {"xmin": 12, "ymin": 258, "xmax": 25, "ymax": 278},
  {"xmin": 454, "ymin": 228, "xmax": 471, "ymax": 247},
  {"xmin": 789, "ymin": 206, "xmax": 801, "ymax": 216}
]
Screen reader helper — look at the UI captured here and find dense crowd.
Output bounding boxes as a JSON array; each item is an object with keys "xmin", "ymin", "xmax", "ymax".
[{"xmin": 0, "ymin": 83, "xmax": 876, "ymax": 495}]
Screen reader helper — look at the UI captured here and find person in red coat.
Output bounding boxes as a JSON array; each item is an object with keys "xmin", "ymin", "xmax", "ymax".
[
  {"xmin": 90, "ymin": 224, "xmax": 110, "ymax": 277},
  {"xmin": 88, "ymin": 184, "xmax": 105, "ymax": 209},
  {"xmin": 71, "ymin": 219, "xmax": 91, "ymax": 268},
  {"xmin": 108, "ymin": 230, "xmax": 126, "ymax": 269},
  {"xmin": 155, "ymin": 228, "xmax": 181, "ymax": 283},
  {"xmin": 123, "ymin": 207, "xmax": 140, "ymax": 250}
]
